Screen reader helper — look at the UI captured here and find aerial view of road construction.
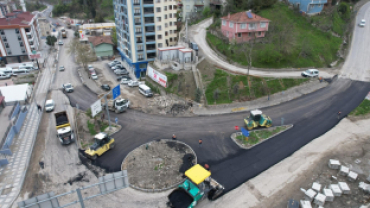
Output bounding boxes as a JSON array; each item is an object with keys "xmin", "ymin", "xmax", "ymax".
[{"xmin": 1, "ymin": 0, "xmax": 370, "ymax": 207}]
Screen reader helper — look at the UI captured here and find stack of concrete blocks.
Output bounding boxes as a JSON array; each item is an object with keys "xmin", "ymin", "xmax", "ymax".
[
  {"xmin": 338, "ymin": 182, "xmax": 351, "ymax": 194},
  {"xmin": 339, "ymin": 165, "xmax": 350, "ymax": 176},
  {"xmin": 300, "ymin": 200, "xmax": 313, "ymax": 208},
  {"xmin": 348, "ymin": 171, "xmax": 358, "ymax": 182},
  {"xmin": 323, "ymin": 188, "xmax": 334, "ymax": 202},
  {"xmin": 359, "ymin": 182, "xmax": 370, "ymax": 194},
  {"xmin": 328, "ymin": 159, "xmax": 341, "ymax": 169},
  {"xmin": 314, "ymin": 193, "xmax": 326, "ymax": 207},
  {"xmin": 312, "ymin": 182, "xmax": 321, "ymax": 192},
  {"xmin": 330, "ymin": 184, "xmax": 343, "ymax": 197},
  {"xmin": 305, "ymin": 189, "xmax": 317, "ymax": 202}
]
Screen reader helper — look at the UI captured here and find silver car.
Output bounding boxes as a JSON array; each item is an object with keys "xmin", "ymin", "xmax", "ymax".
[
  {"xmin": 62, "ymin": 83, "xmax": 74, "ymax": 92},
  {"xmin": 59, "ymin": 66, "xmax": 65, "ymax": 71},
  {"xmin": 44, "ymin": 99, "xmax": 55, "ymax": 112},
  {"xmin": 127, "ymin": 80, "xmax": 139, "ymax": 87},
  {"xmin": 301, "ymin": 69, "xmax": 319, "ymax": 77}
]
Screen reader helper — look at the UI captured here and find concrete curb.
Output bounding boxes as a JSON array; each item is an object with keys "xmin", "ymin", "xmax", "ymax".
[
  {"xmin": 230, "ymin": 124, "xmax": 294, "ymax": 150},
  {"xmin": 121, "ymin": 139, "xmax": 197, "ymax": 193}
]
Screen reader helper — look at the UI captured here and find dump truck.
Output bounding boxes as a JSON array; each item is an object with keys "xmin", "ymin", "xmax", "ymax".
[
  {"xmin": 98, "ymin": 94, "xmax": 130, "ymax": 113},
  {"xmin": 55, "ymin": 111, "xmax": 74, "ymax": 145},
  {"xmin": 84, "ymin": 132, "xmax": 115, "ymax": 160},
  {"xmin": 61, "ymin": 27, "xmax": 67, "ymax": 38},
  {"xmin": 244, "ymin": 109, "xmax": 272, "ymax": 130},
  {"xmin": 67, "ymin": 22, "xmax": 71, "ymax": 29},
  {"xmin": 167, "ymin": 164, "xmax": 224, "ymax": 208}
]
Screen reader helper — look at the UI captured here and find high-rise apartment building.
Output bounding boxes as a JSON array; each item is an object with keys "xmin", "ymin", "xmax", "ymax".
[{"xmin": 114, "ymin": 0, "xmax": 178, "ymax": 78}]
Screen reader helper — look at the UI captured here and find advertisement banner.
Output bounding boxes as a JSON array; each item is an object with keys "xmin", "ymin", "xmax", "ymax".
[{"xmin": 147, "ymin": 66, "xmax": 167, "ymax": 88}]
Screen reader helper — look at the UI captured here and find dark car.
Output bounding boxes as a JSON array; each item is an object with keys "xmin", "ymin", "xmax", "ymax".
[
  {"xmin": 101, "ymin": 84, "xmax": 111, "ymax": 91},
  {"xmin": 116, "ymin": 75, "xmax": 130, "ymax": 81}
]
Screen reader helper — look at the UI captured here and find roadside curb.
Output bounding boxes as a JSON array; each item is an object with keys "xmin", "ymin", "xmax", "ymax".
[
  {"xmin": 121, "ymin": 139, "xmax": 197, "ymax": 193},
  {"xmin": 230, "ymin": 124, "xmax": 294, "ymax": 149}
]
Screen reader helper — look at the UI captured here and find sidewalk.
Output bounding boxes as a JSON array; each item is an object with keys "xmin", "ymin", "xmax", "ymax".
[
  {"xmin": 0, "ymin": 106, "xmax": 13, "ymax": 147},
  {"xmin": 77, "ymin": 68, "xmax": 104, "ymax": 94},
  {"xmin": 193, "ymin": 79, "xmax": 328, "ymax": 115}
]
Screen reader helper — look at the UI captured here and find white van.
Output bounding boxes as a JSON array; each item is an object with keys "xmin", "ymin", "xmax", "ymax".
[
  {"xmin": 0, "ymin": 67, "xmax": 13, "ymax": 75},
  {"xmin": 138, "ymin": 84, "xmax": 153, "ymax": 97},
  {"xmin": 0, "ymin": 72, "xmax": 10, "ymax": 80},
  {"xmin": 12, "ymin": 69, "xmax": 29, "ymax": 76},
  {"xmin": 19, "ymin": 64, "xmax": 37, "ymax": 70}
]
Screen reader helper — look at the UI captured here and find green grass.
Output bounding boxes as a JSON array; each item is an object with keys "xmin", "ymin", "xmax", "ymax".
[
  {"xmin": 100, "ymin": 122, "xmax": 110, "ymax": 132},
  {"xmin": 145, "ymin": 81, "xmax": 161, "ymax": 94},
  {"xmin": 87, "ymin": 120, "xmax": 97, "ymax": 135},
  {"xmin": 38, "ymin": 5, "xmax": 47, "ymax": 11},
  {"xmin": 350, "ymin": 99, "xmax": 370, "ymax": 116},
  {"xmin": 236, "ymin": 126, "xmax": 287, "ymax": 146},
  {"xmin": 206, "ymin": 3, "xmax": 342, "ymax": 68}
]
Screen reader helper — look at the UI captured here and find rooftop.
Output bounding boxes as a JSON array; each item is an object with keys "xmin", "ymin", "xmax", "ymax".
[
  {"xmin": 221, "ymin": 11, "xmax": 270, "ymax": 23},
  {"xmin": 88, "ymin": 36, "xmax": 114, "ymax": 46},
  {"xmin": 0, "ymin": 11, "xmax": 35, "ymax": 26}
]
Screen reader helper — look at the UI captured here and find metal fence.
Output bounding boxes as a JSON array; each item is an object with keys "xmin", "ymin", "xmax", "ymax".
[
  {"xmin": 18, "ymin": 170, "xmax": 129, "ymax": 208},
  {"xmin": 9, "ymin": 102, "xmax": 20, "ymax": 120}
]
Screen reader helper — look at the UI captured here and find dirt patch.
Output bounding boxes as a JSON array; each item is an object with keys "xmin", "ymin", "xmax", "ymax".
[
  {"xmin": 122, "ymin": 139, "xmax": 196, "ymax": 190},
  {"xmin": 12, "ymin": 72, "xmax": 38, "ymax": 85},
  {"xmin": 198, "ymin": 60, "xmax": 216, "ymax": 85}
]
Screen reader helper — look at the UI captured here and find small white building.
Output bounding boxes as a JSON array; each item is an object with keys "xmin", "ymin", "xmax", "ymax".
[
  {"xmin": 0, "ymin": 84, "xmax": 32, "ymax": 105},
  {"xmin": 157, "ymin": 46, "xmax": 185, "ymax": 62}
]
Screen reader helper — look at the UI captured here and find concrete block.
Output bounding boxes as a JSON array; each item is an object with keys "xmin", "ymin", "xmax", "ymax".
[
  {"xmin": 314, "ymin": 193, "xmax": 326, "ymax": 206},
  {"xmin": 330, "ymin": 184, "xmax": 342, "ymax": 196},
  {"xmin": 359, "ymin": 182, "xmax": 370, "ymax": 194},
  {"xmin": 305, "ymin": 189, "xmax": 317, "ymax": 202},
  {"xmin": 312, "ymin": 182, "xmax": 321, "ymax": 192},
  {"xmin": 323, "ymin": 188, "xmax": 334, "ymax": 202},
  {"xmin": 300, "ymin": 200, "xmax": 313, "ymax": 208},
  {"xmin": 339, "ymin": 165, "xmax": 350, "ymax": 176},
  {"xmin": 338, "ymin": 182, "xmax": 351, "ymax": 194},
  {"xmin": 328, "ymin": 159, "xmax": 341, "ymax": 169},
  {"xmin": 348, "ymin": 171, "xmax": 358, "ymax": 182}
]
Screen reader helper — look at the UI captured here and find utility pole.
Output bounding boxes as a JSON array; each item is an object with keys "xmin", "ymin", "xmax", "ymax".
[{"xmin": 103, "ymin": 95, "xmax": 111, "ymax": 132}]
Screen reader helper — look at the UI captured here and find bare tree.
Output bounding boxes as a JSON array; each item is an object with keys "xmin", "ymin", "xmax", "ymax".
[
  {"xmin": 66, "ymin": 39, "xmax": 97, "ymax": 71},
  {"xmin": 270, "ymin": 15, "xmax": 296, "ymax": 59},
  {"xmin": 239, "ymin": 37, "xmax": 255, "ymax": 76}
]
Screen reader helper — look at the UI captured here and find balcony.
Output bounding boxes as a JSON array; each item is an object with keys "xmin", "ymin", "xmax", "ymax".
[
  {"xmin": 26, "ymin": 31, "xmax": 32, "ymax": 36},
  {"xmin": 144, "ymin": 8, "xmax": 154, "ymax": 14},
  {"xmin": 143, "ymin": 0, "xmax": 153, "ymax": 4},
  {"xmin": 134, "ymin": 12, "xmax": 141, "ymax": 16},
  {"xmin": 144, "ymin": 18, "xmax": 155, "ymax": 24},
  {"xmin": 133, "ymin": 1, "xmax": 140, "ymax": 5},
  {"xmin": 147, "ymin": 53, "xmax": 156, "ymax": 59},
  {"xmin": 136, "ymin": 30, "xmax": 142, "ymax": 34},
  {"xmin": 146, "ymin": 46, "xmax": 156, "ymax": 50},
  {"xmin": 146, "ymin": 38, "xmax": 155, "ymax": 42},
  {"xmin": 194, "ymin": 0, "xmax": 204, "ymax": 6},
  {"xmin": 138, "ymin": 57, "xmax": 145, "ymax": 61},
  {"xmin": 137, "ymin": 47, "xmax": 144, "ymax": 52},
  {"xmin": 135, "ymin": 21, "xmax": 142, "ymax": 25}
]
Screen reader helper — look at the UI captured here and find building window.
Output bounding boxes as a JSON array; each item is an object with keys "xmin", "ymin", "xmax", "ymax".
[
  {"xmin": 229, "ymin": 22, "xmax": 233, "ymax": 28},
  {"xmin": 170, "ymin": 38, "xmax": 173, "ymax": 42},
  {"xmin": 15, "ymin": 29, "xmax": 19, "ymax": 34},
  {"xmin": 169, "ymin": 13, "xmax": 172, "ymax": 18},
  {"xmin": 226, "ymin": 31, "xmax": 229, "ymax": 37},
  {"xmin": 248, "ymin": 32, "xmax": 253, "ymax": 37},
  {"xmin": 5, "ymin": 43, "xmax": 9, "ymax": 48},
  {"xmin": 0, "ymin": 30, "xmax": 4, "ymax": 35},
  {"xmin": 164, "ymin": 14, "xmax": 167, "ymax": 19},
  {"xmin": 158, "ymin": 35, "xmax": 162, "ymax": 39},
  {"xmin": 165, "ymin": 23, "xmax": 168, "ymax": 28},
  {"xmin": 258, "ymin": 31, "xmax": 262, "ymax": 36},
  {"xmin": 164, "ymin": 6, "xmax": 167, "ymax": 11},
  {"xmin": 240, "ymin": 23, "xmax": 246, "ymax": 29},
  {"xmin": 18, "ymin": 35, "xmax": 22, "ymax": 41},
  {"xmin": 156, "ymin": 7, "xmax": 161, "ymax": 12},
  {"xmin": 158, "ymin": 43, "xmax": 163, "ymax": 47},
  {"xmin": 157, "ymin": 25, "xmax": 162, "ymax": 31},
  {"xmin": 3, "ymin": 38, "xmax": 7, "ymax": 42},
  {"xmin": 135, "ymin": 8, "xmax": 140, "ymax": 14},
  {"xmin": 138, "ymin": 45, "xmax": 143, "ymax": 51},
  {"xmin": 238, "ymin": 33, "xmax": 241, "ymax": 37},
  {"xmin": 156, "ymin": 0, "xmax": 160, "ymax": 2},
  {"xmin": 186, "ymin": 5, "xmax": 190, "ymax": 10},
  {"xmin": 169, "ymin": 5, "xmax": 172, "ymax": 10},
  {"xmin": 19, "ymin": 42, "xmax": 24, "ymax": 47},
  {"xmin": 156, "ymin": 17, "xmax": 161, "ymax": 22},
  {"xmin": 133, "ymin": 0, "xmax": 140, "ymax": 4},
  {"xmin": 170, "ymin": 30, "xmax": 172, "ymax": 34},
  {"xmin": 260, "ymin": 22, "xmax": 266, "ymax": 28},
  {"xmin": 248, "ymin": 23, "xmax": 256, "ymax": 30},
  {"xmin": 165, "ymin": 31, "xmax": 168, "ymax": 36},
  {"xmin": 169, "ymin": 22, "xmax": 172, "ymax": 26},
  {"xmin": 222, "ymin": 20, "xmax": 226, "ymax": 25}
]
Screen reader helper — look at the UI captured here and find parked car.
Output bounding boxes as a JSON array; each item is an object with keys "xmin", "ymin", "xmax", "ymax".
[
  {"xmin": 88, "ymin": 65, "xmax": 94, "ymax": 69},
  {"xmin": 111, "ymin": 64, "xmax": 125, "ymax": 70},
  {"xmin": 58, "ymin": 40, "xmax": 63, "ymax": 45},
  {"xmin": 301, "ymin": 69, "xmax": 319, "ymax": 77},
  {"xmin": 359, "ymin": 19, "xmax": 366, "ymax": 27},
  {"xmin": 101, "ymin": 84, "xmax": 111, "ymax": 91},
  {"xmin": 44, "ymin": 99, "xmax": 55, "ymax": 112},
  {"xmin": 91, "ymin": 74, "xmax": 98, "ymax": 80},
  {"xmin": 108, "ymin": 60, "xmax": 121, "ymax": 67},
  {"xmin": 116, "ymin": 75, "xmax": 130, "ymax": 81},
  {"xmin": 0, "ymin": 72, "xmax": 11, "ymax": 80},
  {"xmin": 59, "ymin": 66, "xmax": 65, "ymax": 71},
  {"xmin": 114, "ymin": 69, "xmax": 129, "ymax": 75},
  {"xmin": 62, "ymin": 83, "xmax": 74, "ymax": 92},
  {"xmin": 89, "ymin": 68, "xmax": 96, "ymax": 75},
  {"xmin": 128, "ymin": 80, "xmax": 140, "ymax": 87},
  {"xmin": 120, "ymin": 77, "xmax": 132, "ymax": 84}
]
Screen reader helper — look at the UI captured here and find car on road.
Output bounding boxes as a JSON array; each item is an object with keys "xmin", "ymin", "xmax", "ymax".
[
  {"xmin": 114, "ymin": 69, "xmax": 129, "ymax": 75},
  {"xmin": 58, "ymin": 40, "xmax": 63, "ymax": 45},
  {"xmin": 108, "ymin": 60, "xmax": 121, "ymax": 67},
  {"xmin": 59, "ymin": 66, "xmax": 65, "ymax": 71},
  {"xmin": 128, "ymin": 80, "xmax": 140, "ymax": 87},
  {"xmin": 301, "ymin": 69, "xmax": 319, "ymax": 78},
  {"xmin": 88, "ymin": 65, "xmax": 94, "ymax": 69},
  {"xmin": 111, "ymin": 64, "xmax": 125, "ymax": 70},
  {"xmin": 0, "ymin": 73, "xmax": 11, "ymax": 79},
  {"xmin": 45, "ymin": 100, "xmax": 55, "ymax": 112},
  {"xmin": 91, "ymin": 74, "xmax": 98, "ymax": 80},
  {"xmin": 101, "ymin": 84, "xmax": 111, "ymax": 91},
  {"xmin": 120, "ymin": 77, "xmax": 132, "ymax": 84},
  {"xmin": 359, "ymin": 19, "xmax": 366, "ymax": 27},
  {"xmin": 116, "ymin": 75, "xmax": 130, "ymax": 81},
  {"xmin": 62, "ymin": 83, "xmax": 74, "ymax": 93}
]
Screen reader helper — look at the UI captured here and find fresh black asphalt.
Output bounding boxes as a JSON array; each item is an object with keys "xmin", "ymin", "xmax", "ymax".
[{"xmin": 66, "ymin": 79, "xmax": 370, "ymax": 193}]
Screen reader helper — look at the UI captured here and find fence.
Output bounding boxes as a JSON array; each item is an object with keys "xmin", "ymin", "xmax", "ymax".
[
  {"xmin": 18, "ymin": 170, "xmax": 129, "ymax": 208},
  {"xmin": 9, "ymin": 102, "xmax": 20, "ymax": 120}
]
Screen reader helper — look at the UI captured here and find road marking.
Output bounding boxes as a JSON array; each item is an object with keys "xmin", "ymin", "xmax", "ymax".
[{"xmin": 231, "ymin": 107, "xmax": 246, "ymax": 112}]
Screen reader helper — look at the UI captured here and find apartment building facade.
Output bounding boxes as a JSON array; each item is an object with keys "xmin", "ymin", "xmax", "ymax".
[
  {"xmin": 0, "ymin": 11, "xmax": 40, "ymax": 64},
  {"xmin": 178, "ymin": 0, "xmax": 210, "ymax": 22},
  {"xmin": 0, "ymin": 1, "xmax": 17, "ymax": 18},
  {"xmin": 114, "ymin": 0, "xmax": 178, "ymax": 78}
]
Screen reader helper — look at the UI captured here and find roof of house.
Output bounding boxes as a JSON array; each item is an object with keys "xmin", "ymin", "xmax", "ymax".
[
  {"xmin": 87, "ymin": 36, "xmax": 114, "ymax": 46},
  {"xmin": 221, "ymin": 11, "xmax": 270, "ymax": 23},
  {"xmin": 0, "ymin": 11, "xmax": 34, "ymax": 26}
]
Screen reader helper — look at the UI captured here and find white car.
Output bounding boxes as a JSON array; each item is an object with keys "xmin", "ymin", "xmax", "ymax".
[
  {"xmin": 127, "ymin": 80, "xmax": 140, "ymax": 87},
  {"xmin": 45, "ymin": 99, "xmax": 55, "ymax": 112},
  {"xmin": 62, "ymin": 83, "xmax": 74, "ymax": 93},
  {"xmin": 58, "ymin": 40, "xmax": 63, "ymax": 45},
  {"xmin": 88, "ymin": 65, "xmax": 94, "ymax": 69},
  {"xmin": 91, "ymin": 74, "xmax": 98, "ymax": 80},
  {"xmin": 120, "ymin": 77, "xmax": 132, "ymax": 84},
  {"xmin": 59, "ymin": 66, "xmax": 65, "ymax": 71},
  {"xmin": 301, "ymin": 69, "xmax": 319, "ymax": 77},
  {"xmin": 359, "ymin": 19, "xmax": 366, "ymax": 27},
  {"xmin": 108, "ymin": 60, "xmax": 120, "ymax": 67}
]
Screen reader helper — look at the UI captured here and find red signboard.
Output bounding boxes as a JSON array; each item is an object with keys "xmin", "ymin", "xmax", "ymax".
[
  {"xmin": 234, "ymin": 126, "xmax": 239, "ymax": 130},
  {"xmin": 29, "ymin": 54, "xmax": 41, "ymax": 59}
]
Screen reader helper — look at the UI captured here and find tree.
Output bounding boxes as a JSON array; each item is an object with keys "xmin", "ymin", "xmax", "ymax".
[
  {"xmin": 213, "ymin": 88, "xmax": 220, "ymax": 102},
  {"xmin": 46, "ymin": 35, "xmax": 57, "ymax": 47},
  {"xmin": 111, "ymin": 27, "xmax": 117, "ymax": 47},
  {"xmin": 202, "ymin": 6, "xmax": 211, "ymax": 17},
  {"xmin": 239, "ymin": 38, "xmax": 255, "ymax": 76},
  {"xmin": 66, "ymin": 39, "xmax": 97, "ymax": 71}
]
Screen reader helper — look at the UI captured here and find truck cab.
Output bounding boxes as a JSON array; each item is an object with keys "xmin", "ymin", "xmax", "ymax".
[
  {"xmin": 55, "ymin": 111, "xmax": 74, "ymax": 144},
  {"xmin": 112, "ymin": 98, "xmax": 129, "ymax": 113}
]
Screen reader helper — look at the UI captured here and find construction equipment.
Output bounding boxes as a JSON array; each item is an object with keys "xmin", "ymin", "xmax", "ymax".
[
  {"xmin": 244, "ymin": 109, "xmax": 272, "ymax": 130},
  {"xmin": 55, "ymin": 111, "xmax": 74, "ymax": 144},
  {"xmin": 84, "ymin": 132, "xmax": 115, "ymax": 160},
  {"xmin": 98, "ymin": 94, "xmax": 130, "ymax": 113},
  {"xmin": 167, "ymin": 164, "xmax": 224, "ymax": 208}
]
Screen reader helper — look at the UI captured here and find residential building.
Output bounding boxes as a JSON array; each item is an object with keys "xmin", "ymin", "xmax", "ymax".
[
  {"xmin": 221, "ymin": 11, "xmax": 270, "ymax": 43},
  {"xmin": 0, "ymin": 11, "xmax": 40, "ymax": 64},
  {"xmin": 209, "ymin": 0, "xmax": 223, "ymax": 10},
  {"xmin": 88, "ymin": 36, "xmax": 114, "ymax": 57},
  {"xmin": 177, "ymin": 0, "xmax": 209, "ymax": 22},
  {"xmin": 113, "ymin": 0, "xmax": 179, "ymax": 78},
  {"xmin": 288, "ymin": 0, "xmax": 328, "ymax": 15},
  {"xmin": 0, "ymin": 1, "xmax": 17, "ymax": 18}
]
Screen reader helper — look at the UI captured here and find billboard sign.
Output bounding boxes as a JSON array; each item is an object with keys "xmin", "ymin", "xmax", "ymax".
[
  {"xmin": 147, "ymin": 66, "xmax": 167, "ymax": 88},
  {"xmin": 91, "ymin": 99, "xmax": 102, "ymax": 118}
]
